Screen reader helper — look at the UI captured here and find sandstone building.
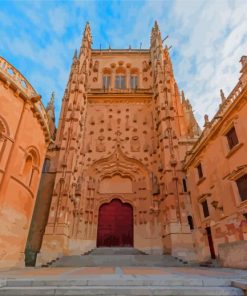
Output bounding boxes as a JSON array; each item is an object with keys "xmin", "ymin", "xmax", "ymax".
[
  {"xmin": 0, "ymin": 56, "xmax": 52, "ymax": 268},
  {"xmin": 0, "ymin": 22, "xmax": 246, "ymax": 269},
  {"xmin": 184, "ymin": 56, "xmax": 247, "ymax": 268}
]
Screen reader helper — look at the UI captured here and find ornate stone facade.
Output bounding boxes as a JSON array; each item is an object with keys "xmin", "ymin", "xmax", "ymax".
[
  {"xmin": 0, "ymin": 57, "xmax": 52, "ymax": 268},
  {"xmin": 31, "ymin": 22, "xmax": 201, "ymax": 265}
]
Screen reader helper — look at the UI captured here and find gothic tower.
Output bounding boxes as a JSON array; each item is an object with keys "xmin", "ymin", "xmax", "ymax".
[{"xmin": 31, "ymin": 22, "xmax": 200, "ymax": 266}]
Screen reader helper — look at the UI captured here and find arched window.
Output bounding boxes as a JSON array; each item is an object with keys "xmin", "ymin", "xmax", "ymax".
[
  {"xmin": 187, "ymin": 215, "xmax": 194, "ymax": 230},
  {"xmin": 115, "ymin": 75, "xmax": 126, "ymax": 89},
  {"xmin": 115, "ymin": 67, "xmax": 126, "ymax": 89},
  {"xmin": 103, "ymin": 75, "xmax": 111, "ymax": 89},
  {"xmin": 102, "ymin": 68, "xmax": 112, "ymax": 90},
  {"xmin": 130, "ymin": 75, "xmax": 138, "ymax": 89},
  {"xmin": 130, "ymin": 68, "xmax": 139, "ymax": 90},
  {"xmin": 23, "ymin": 155, "xmax": 33, "ymax": 185},
  {"xmin": 22, "ymin": 148, "xmax": 40, "ymax": 188}
]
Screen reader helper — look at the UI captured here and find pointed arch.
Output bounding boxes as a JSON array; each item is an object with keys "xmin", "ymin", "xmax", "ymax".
[{"xmin": 22, "ymin": 146, "xmax": 41, "ymax": 187}]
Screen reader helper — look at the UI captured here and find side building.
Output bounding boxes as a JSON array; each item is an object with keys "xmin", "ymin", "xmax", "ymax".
[
  {"xmin": 184, "ymin": 56, "xmax": 247, "ymax": 269},
  {"xmin": 0, "ymin": 57, "xmax": 52, "ymax": 268}
]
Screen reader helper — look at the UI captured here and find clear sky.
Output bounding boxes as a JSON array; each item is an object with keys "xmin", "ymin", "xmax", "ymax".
[{"xmin": 0, "ymin": 0, "xmax": 246, "ymax": 126}]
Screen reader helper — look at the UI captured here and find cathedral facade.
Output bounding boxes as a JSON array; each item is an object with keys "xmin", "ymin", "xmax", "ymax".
[
  {"xmin": 0, "ymin": 22, "xmax": 246, "ymax": 269},
  {"xmin": 29, "ymin": 22, "xmax": 201, "ymax": 266}
]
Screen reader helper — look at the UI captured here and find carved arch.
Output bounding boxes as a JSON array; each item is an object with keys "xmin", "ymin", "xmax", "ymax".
[
  {"xmin": 26, "ymin": 146, "xmax": 40, "ymax": 167},
  {"xmin": 102, "ymin": 67, "xmax": 112, "ymax": 75},
  {"xmin": 116, "ymin": 66, "xmax": 126, "ymax": 74},
  {"xmin": 87, "ymin": 146, "xmax": 150, "ymax": 194}
]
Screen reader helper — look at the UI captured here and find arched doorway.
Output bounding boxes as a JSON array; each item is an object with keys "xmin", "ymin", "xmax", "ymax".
[{"xmin": 97, "ymin": 199, "xmax": 133, "ymax": 247}]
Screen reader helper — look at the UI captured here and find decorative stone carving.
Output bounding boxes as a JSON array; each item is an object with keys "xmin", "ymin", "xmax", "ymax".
[
  {"xmin": 151, "ymin": 173, "xmax": 160, "ymax": 195},
  {"xmin": 143, "ymin": 143, "xmax": 149, "ymax": 152},
  {"xmin": 131, "ymin": 135, "xmax": 140, "ymax": 152},
  {"xmin": 96, "ymin": 136, "xmax": 105, "ymax": 152}
]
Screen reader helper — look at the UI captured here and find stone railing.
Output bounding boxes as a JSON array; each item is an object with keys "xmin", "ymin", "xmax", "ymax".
[
  {"xmin": 209, "ymin": 81, "xmax": 244, "ymax": 129},
  {"xmin": 0, "ymin": 56, "xmax": 51, "ymax": 142},
  {"xmin": 0, "ymin": 56, "xmax": 37, "ymax": 97},
  {"xmin": 188, "ymin": 80, "xmax": 246, "ymax": 160}
]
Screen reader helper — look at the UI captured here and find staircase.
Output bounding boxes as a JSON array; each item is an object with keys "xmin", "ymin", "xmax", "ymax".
[
  {"xmin": 0, "ymin": 276, "xmax": 244, "ymax": 295},
  {"xmin": 49, "ymin": 247, "xmax": 193, "ymax": 267}
]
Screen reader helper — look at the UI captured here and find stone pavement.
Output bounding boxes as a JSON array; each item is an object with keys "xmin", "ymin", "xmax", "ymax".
[{"xmin": 0, "ymin": 266, "xmax": 246, "ymax": 295}]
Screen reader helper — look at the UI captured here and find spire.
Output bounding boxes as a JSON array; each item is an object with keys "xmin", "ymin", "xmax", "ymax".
[
  {"xmin": 46, "ymin": 92, "xmax": 56, "ymax": 140},
  {"xmin": 150, "ymin": 20, "xmax": 162, "ymax": 48},
  {"xmin": 73, "ymin": 49, "xmax": 78, "ymax": 60},
  {"xmin": 220, "ymin": 89, "xmax": 226, "ymax": 103},
  {"xmin": 80, "ymin": 22, "xmax": 92, "ymax": 56},
  {"xmin": 181, "ymin": 90, "xmax": 186, "ymax": 103},
  {"xmin": 46, "ymin": 91, "xmax": 55, "ymax": 111}
]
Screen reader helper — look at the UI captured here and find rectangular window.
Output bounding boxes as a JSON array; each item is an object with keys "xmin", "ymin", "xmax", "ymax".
[
  {"xmin": 196, "ymin": 163, "xmax": 203, "ymax": 179},
  {"xmin": 201, "ymin": 200, "xmax": 209, "ymax": 218},
  {"xmin": 115, "ymin": 75, "xmax": 126, "ymax": 89},
  {"xmin": 130, "ymin": 75, "xmax": 138, "ymax": 89},
  {"xmin": 226, "ymin": 126, "xmax": 239, "ymax": 150},
  {"xmin": 236, "ymin": 174, "xmax": 247, "ymax": 202},
  {"xmin": 103, "ymin": 75, "xmax": 111, "ymax": 89}
]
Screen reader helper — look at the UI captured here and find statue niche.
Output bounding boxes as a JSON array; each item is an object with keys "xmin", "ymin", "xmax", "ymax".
[
  {"xmin": 151, "ymin": 173, "xmax": 160, "ymax": 195},
  {"xmin": 130, "ymin": 135, "xmax": 140, "ymax": 152},
  {"xmin": 96, "ymin": 136, "xmax": 105, "ymax": 152}
]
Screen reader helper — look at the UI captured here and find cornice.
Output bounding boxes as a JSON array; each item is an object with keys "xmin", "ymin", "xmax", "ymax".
[
  {"xmin": 184, "ymin": 84, "xmax": 247, "ymax": 169},
  {"xmin": 0, "ymin": 56, "xmax": 51, "ymax": 144}
]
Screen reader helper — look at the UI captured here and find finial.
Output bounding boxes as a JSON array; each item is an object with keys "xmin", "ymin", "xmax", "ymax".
[
  {"xmin": 73, "ymin": 49, "xmax": 78, "ymax": 59},
  {"xmin": 51, "ymin": 91, "xmax": 55, "ymax": 103},
  {"xmin": 181, "ymin": 90, "xmax": 186, "ymax": 103},
  {"xmin": 204, "ymin": 114, "xmax": 210, "ymax": 127},
  {"xmin": 220, "ymin": 89, "xmax": 226, "ymax": 103},
  {"xmin": 129, "ymin": 45, "xmax": 131, "ymax": 50},
  {"xmin": 154, "ymin": 20, "xmax": 159, "ymax": 30}
]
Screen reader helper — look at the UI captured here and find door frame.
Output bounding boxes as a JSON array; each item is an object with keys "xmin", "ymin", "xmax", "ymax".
[{"xmin": 96, "ymin": 198, "xmax": 133, "ymax": 247}]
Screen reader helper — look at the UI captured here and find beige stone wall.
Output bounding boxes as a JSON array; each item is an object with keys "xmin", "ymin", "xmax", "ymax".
[{"xmin": 218, "ymin": 240, "xmax": 247, "ymax": 269}]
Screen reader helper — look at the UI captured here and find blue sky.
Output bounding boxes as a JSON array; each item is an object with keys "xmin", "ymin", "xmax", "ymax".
[{"xmin": 0, "ymin": 0, "xmax": 247, "ymax": 127}]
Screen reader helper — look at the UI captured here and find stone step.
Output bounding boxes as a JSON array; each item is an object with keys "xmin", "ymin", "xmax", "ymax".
[
  {"xmin": 0, "ymin": 285, "xmax": 243, "ymax": 296},
  {"xmin": 51, "ymin": 254, "xmax": 190, "ymax": 267},
  {"xmin": 88, "ymin": 247, "xmax": 147, "ymax": 255},
  {"xmin": 1, "ymin": 278, "xmax": 233, "ymax": 287}
]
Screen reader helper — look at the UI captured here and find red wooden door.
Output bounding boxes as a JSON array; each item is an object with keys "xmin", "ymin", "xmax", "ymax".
[{"xmin": 97, "ymin": 199, "xmax": 133, "ymax": 247}]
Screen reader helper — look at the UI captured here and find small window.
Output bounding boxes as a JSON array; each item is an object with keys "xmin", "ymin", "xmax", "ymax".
[
  {"xmin": 115, "ymin": 75, "xmax": 126, "ymax": 89},
  {"xmin": 182, "ymin": 178, "xmax": 187, "ymax": 192},
  {"xmin": 23, "ymin": 155, "xmax": 33, "ymax": 184},
  {"xmin": 201, "ymin": 200, "xmax": 209, "ymax": 218},
  {"xmin": 196, "ymin": 163, "xmax": 203, "ymax": 179},
  {"xmin": 187, "ymin": 215, "xmax": 194, "ymax": 230},
  {"xmin": 236, "ymin": 174, "xmax": 247, "ymax": 202},
  {"xmin": 226, "ymin": 126, "xmax": 238, "ymax": 150},
  {"xmin": 103, "ymin": 75, "xmax": 111, "ymax": 89},
  {"xmin": 130, "ymin": 75, "xmax": 138, "ymax": 89}
]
